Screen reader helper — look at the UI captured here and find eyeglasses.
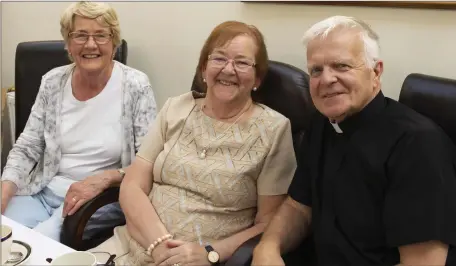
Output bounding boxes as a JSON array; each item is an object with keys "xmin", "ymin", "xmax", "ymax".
[
  {"xmin": 208, "ymin": 54, "xmax": 256, "ymax": 73},
  {"xmin": 68, "ymin": 32, "xmax": 112, "ymax": 45}
]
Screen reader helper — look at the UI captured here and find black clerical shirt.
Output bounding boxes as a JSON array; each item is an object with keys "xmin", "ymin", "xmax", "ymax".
[{"xmin": 288, "ymin": 91, "xmax": 456, "ymax": 265}]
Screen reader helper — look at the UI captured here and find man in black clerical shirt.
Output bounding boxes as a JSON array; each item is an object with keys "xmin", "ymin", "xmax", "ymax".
[{"xmin": 252, "ymin": 15, "xmax": 456, "ymax": 266}]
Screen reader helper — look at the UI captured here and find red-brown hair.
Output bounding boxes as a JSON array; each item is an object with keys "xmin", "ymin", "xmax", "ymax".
[{"xmin": 195, "ymin": 20, "xmax": 269, "ymax": 92}]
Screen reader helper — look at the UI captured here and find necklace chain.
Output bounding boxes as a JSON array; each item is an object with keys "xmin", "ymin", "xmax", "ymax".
[{"xmin": 198, "ymin": 101, "xmax": 251, "ymax": 159}]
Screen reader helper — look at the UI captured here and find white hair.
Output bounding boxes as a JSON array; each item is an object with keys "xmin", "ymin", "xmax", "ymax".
[{"xmin": 302, "ymin": 16, "xmax": 380, "ymax": 68}]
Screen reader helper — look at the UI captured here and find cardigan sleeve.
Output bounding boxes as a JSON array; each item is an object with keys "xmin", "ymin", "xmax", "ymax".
[
  {"xmin": 1, "ymin": 76, "xmax": 47, "ymax": 190},
  {"xmin": 132, "ymin": 79, "xmax": 158, "ymax": 153}
]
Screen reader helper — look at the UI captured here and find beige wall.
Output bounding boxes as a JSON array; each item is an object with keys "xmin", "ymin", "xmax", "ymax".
[{"xmin": 2, "ymin": 2, "xmax": 456, "ymax": 108}]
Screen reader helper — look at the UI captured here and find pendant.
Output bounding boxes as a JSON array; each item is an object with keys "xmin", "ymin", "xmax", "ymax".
[{"xmin": 199, "ymin": 149, "xmax": 207, "ymax": 159}]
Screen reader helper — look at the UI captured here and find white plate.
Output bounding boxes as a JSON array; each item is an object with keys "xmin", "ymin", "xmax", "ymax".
[
  {"xmin": 4, "ymin": 240, "xmax": 32, "ymax": 266},
  {"xmin": 91, "ymin": 251, "xmax": 116, "ymax": 265}
]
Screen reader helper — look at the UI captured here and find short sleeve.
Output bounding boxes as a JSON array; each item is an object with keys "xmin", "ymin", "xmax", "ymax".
[
  {"xmin": 136, "ymin": 98, "xmax": 171, "ymax": 164},
  {"xmin": 287, "ymin": 130, "xmax": 312, "ymax": 207},
  {"xmin": 384, "ymin": 128, "xmax": 456, "ymax": 248},
  {"xmin": 257, "ymin": 119, "xmax": 297, "ymax": 195}
]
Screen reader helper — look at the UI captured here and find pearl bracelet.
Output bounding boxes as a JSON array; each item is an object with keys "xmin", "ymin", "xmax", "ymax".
[{"xmin": 146, "ymin": 234, "xmax": 173, "ymax": 256}]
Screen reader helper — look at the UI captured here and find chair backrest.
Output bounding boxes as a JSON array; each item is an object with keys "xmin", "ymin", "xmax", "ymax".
[
  {"xmin": 399, "ymin": 73, "xmax": 456, "ymax": 145},
  {"xmin": 191, "ymin": 60, "xmax": 314, "ymax": 156},
  {"xmin": 14, "ymin": 39, "xmax": 128, "ymax": 139}
]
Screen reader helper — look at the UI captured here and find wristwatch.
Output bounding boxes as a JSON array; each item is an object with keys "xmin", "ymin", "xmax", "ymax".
[
  {"xmin": 117, "ymin": 168, "xmax": 126, "ymax": 178},
  {"xmin": 204, "ymin": 245, "xmax": 220, "ymax": 265}
]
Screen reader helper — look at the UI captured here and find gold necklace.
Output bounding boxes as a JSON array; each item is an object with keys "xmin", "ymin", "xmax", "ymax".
[{"xmin": 198, "ymin": 101, "xmax": 251, "ymax": 159}]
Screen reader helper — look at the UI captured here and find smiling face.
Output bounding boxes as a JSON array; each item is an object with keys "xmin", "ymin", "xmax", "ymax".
[
  {"xmin": 67, "ymin": 15, "xmax": 115, "ymax": 74},
  {"xmin": 307, "ymin": 28, "xmax": 383, "ymax": 121},
  {"xmin": 202, "ymin": 35, "xmax": 260, "ymax": 104}
]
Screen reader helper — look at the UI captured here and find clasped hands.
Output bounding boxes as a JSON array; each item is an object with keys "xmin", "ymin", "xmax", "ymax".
[{"xmin": 151, "ymin": 240, "xmax": 211, "ymax": 266}]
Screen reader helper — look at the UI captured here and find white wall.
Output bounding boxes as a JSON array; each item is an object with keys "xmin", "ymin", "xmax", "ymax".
[
  {"xmin": 2, "ymin": 2, "xmax": 456, "ymax": 108},
  {"xmin": 241, "ymin": 3, "xmax": 456, "ymax": 99}
]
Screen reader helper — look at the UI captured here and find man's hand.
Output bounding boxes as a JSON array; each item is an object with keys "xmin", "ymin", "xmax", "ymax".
[
  {"xmin": 399, "ymin": 240, "xmax": 448, "ymax": 266},
  {"xmin": 155, "ymin": 240, "xmax": 210, "ymax": 266},
  {"xmin": 62, "ymin": 170, "xmax": 117, "ymax": 217},
  {"xmin": 1, "ymin": 181, "xmax": 18, "ymax": 214},
  {"xmin": 252, "ymin": 242, "xmax": 285, "ymax": 266},
  {"xmin": 252, "ymin": 196, "xmax": 312, "ymax": 266}
]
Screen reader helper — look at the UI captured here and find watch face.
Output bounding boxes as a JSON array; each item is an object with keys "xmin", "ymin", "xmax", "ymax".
[{"xmin": 208, "ymin": 251, "xmax": 220, "ymax": 263}]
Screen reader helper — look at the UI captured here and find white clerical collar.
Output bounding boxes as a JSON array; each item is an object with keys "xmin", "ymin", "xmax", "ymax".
[{"xmin": 330, "ymin": 120, "xmax": 343, "ymax": 134}]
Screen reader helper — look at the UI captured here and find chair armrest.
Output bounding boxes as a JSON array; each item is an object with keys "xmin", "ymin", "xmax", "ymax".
[
  {"xmin": 61, "ymin": 186, "xmax": 120, "ymax": 250},
  {"xmin": 224, "ymin": 234, "xmax": 262, "ymax": 266}
]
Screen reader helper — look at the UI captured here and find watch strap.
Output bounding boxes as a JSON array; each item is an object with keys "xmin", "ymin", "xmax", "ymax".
[{"xmin": 205, "ymin": 245, "xmax": 214, "ymax": 253}]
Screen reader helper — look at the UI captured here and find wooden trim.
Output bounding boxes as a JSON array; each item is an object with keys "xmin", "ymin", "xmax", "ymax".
[{"xmin": 241, "ymin": 1, "xmax": 456, "ymax": 10}]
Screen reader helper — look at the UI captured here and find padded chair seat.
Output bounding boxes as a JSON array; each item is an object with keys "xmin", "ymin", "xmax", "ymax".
[{"xmin": 399, "ymin": 73, "xmax": 456, "ymax": 145}]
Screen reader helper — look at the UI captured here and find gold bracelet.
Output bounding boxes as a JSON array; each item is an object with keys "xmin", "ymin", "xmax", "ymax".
[{"xmin": 146, "ymin": 234, "xmax": 173, "ymax": 256}]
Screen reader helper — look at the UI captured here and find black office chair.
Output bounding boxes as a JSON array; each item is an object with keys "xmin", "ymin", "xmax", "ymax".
[
  {"xmin": 398, "ymin": 73, "xmax": 456, "ymax": 145},
  {"xmin": 191, "ymin": 60, "xmax": 314, "ymax": 158},
  {"xmin": 192, "ymin": 60, "xmax": 317, "ymax": 266},
  {"xmin": 13, "ymin": 39, "xmax": 128, "ymax": 250},
  {"xmin": 399, "ymin": 73, "xmax": 456, "ymax": 265},
  {"xmin": 14, "ymin": 40, "xmax": 128, "ymax": 139}
]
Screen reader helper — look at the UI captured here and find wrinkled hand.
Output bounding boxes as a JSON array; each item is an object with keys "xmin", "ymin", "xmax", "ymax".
[
  {"xmin": 1, "ymin": 181, "xmax": 18, "ymax": 214},
  {"xmin": 1, "ymin": 200, "xmax": 7, "ymax": 214},
  {"xmin": 151, "ymin": 241, "xmax": 172, "ymax": 262},
  {"xmin": 62, "ymin": 171, "xmax": 112, "ymax": 217},
  {"xmin": 1, "ymin": 194, "xmax": 11, "ymax": 214},
  {"xmin": 155, "ymin": 240, "xmax": 210, "ymax": 266},
  {"xmin": 251, "ymin": 244, "xmax": 285, "ymax": 266}
]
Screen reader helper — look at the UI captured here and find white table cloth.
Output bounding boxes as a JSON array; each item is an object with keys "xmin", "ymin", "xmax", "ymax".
[{"xmin": 1, "ymin": 215, "xmax": 75, "ymax": 265}]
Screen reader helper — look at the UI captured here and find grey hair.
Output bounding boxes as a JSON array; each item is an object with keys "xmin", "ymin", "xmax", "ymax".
[
  {"xmin": 302, "ymin": 16, "xmax": 380, "ymax": 68},
  {"xmin": 60, "ymin": 2, "xmax": 121, "ymax": 49}
]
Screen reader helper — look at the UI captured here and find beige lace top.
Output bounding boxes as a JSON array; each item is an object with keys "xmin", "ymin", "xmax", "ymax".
[{"xmin": 120, "ymin": 91, "xmax": 296, "ymax": 263}]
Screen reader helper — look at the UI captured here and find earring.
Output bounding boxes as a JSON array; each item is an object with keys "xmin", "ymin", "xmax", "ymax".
[
  {"xmin": 203, "ymin": 78, "xmax": 206, "ymax": 83},
  {"xmin": 253, "ymin": 87, "xmax": 257, "ymax": 91}
]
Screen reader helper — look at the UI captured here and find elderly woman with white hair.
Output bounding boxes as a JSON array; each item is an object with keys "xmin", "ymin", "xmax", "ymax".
[{"xmin": 0, "ymin": 1, "xmax": 157, "ymax": 242}]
